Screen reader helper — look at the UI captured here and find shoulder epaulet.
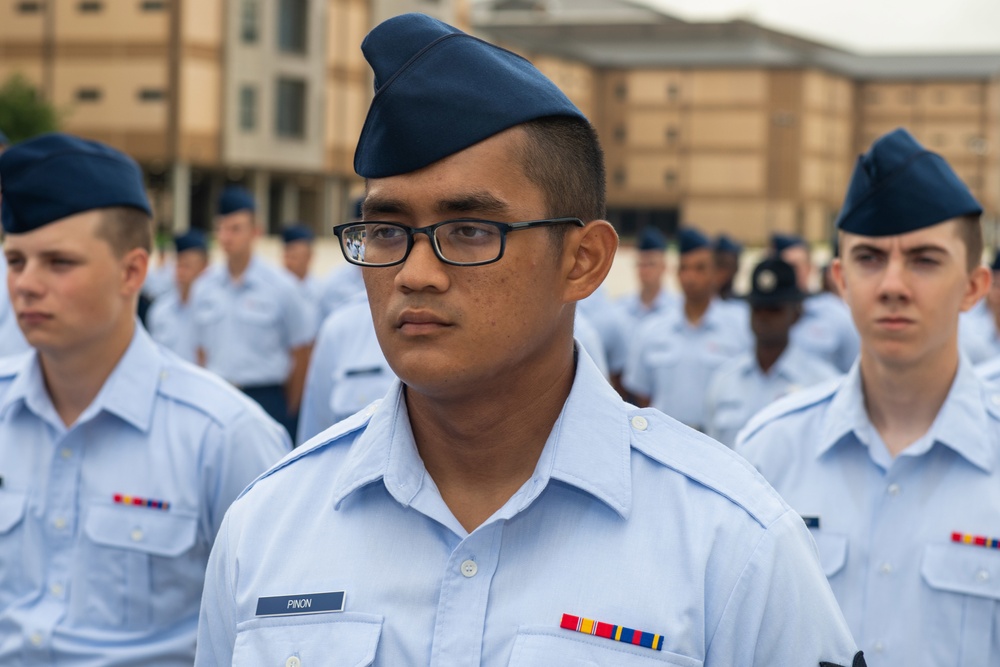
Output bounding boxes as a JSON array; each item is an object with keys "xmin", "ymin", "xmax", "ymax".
[
  {"xmin": 239, "ymin": 402, "xmax": 378, "ymax": 498},
  {"xmin": 156, "ymin": 355, "xmax": 263, "ymax": 425},
  {"xmin": 629, "ymin": 409, "xmax": 790, "ymax": 528},
  {"xmin": 738, "ymin": 374, "xmax": 843, "ymax": 443}
]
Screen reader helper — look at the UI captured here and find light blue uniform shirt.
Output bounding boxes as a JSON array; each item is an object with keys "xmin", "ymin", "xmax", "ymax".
[
  {"xmin": 0, "ymin": 254, "xmax": 30, "ymax": 357},
  {"xmin": 616, "ymin": 289, "xmax": 676, "ymax": 327},
  {"xmin": 623, "ymin": 300, "xmax": 751, "ymax": 429},
  {"xmin": 318, "ymin": 264, "xmax": 367, "ymax": 321},
  {"xmin": 146, "ymin": 288, "xmax": 198, "ymax": 363},
  {"xmin": 191, "ymin": 257, "xmax": 314, "ymax": 386},
  {"xmin": 705, "ymin": 345, "xmax": 840, "ymax": 448},
  {"xmin": 298, "ymin": 298, "xmax": 395, "ymax": 445},
  {"xmin": 299, "ymin": 302, "xmax": 610, "ymax": 445},
  {"xmin": 578, "ymin": 287, "xmax": 630, "ymax": 375},
  {"xmin": 196, "ymin": 349, "xmax": 860, "ymax": 667},
  {"xmin": 790, "ymin": 293, "xmax": 860, "ymax": 373},
  {"xmin": 0, "ymin": 325, "xmax": 290, "ymax": 666},
  {"xmin": 737, "ymin": 358, "xmax": 1000, "ymax": 666},
  {"xmin": 960, "ymin": 307, "xmax": 1000, "ymax": 364},
  {"xmin": 141, "ymin": 260, "xmax": 175, "ymax": 301},
  {"xmin": 287, "ymin": 271, "xmax": 323, "ymax": 342}
]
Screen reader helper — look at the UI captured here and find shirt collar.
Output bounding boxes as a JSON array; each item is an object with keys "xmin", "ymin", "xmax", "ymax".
[
  {"xmin": 0, "ymin": 324, "xmax": 162, "ymax": 433},
  {"xmin": 330, "ymin": 347, "xmax": 633, "ymax": 519},
  {"xmin": 817, "ymin": 356, "xmax": 995, "ymax": 472}
]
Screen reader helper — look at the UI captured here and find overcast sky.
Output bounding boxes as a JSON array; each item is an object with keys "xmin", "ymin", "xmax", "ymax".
[{"xmin": 640, "ymin": 0, "xmax": 1000, "ymax": 53}]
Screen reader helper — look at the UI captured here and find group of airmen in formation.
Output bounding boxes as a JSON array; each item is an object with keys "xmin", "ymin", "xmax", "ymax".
[{"xmin": 0, "ymin": 10, "xmax": 998, "ymax": 667}]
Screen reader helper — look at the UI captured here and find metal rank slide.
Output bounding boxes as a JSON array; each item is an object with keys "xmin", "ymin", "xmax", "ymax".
[
  {"xmin": 952, "ymin": 532, "xmax": 1000, "ymax": 549},
  {"xmin": 560, "ymin": 613, "xmax": 663, "ymax": 651}
]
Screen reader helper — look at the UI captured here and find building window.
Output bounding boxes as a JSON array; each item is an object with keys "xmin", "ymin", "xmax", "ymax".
[
  {"xmin": 240, "ymin": 85, "xmax": 257, "ymax": 131},
  {"xmin": 17, "ymin": 2, "xmax": 42, "ymax": 12},
  {"xmin": 615, "ymin": 82, "xmax": 627, "ymax": 101},
  {"xmin": 276, "ymin": 78, "xmax": 306, "ymax": 138},
  {"xmin": 968, "ymin": 136, "xmax": 989, "ymax": 155},
  {"xmin": 138, "ymin": 88, "xmax": 165, "ymax": 102},
  {"xmin": 140, "ymin": 0, "xmax": 167, "ymax": 10},
  {"xmin": 665, "ymin": 126, "xmax": 679, "ymax": 145},
  {"xmin": 866, "ymin": 90, "xmax": 880, "ymax": 104},
  {"xmin": 78, "ymin": 1, "xmax": 103, "ymax": 12},
  {"xmin": 241, "ymin": 0, "xmax": 259, "ymax": 43},
  {"xmin": 76, "ymin": 88, "xmax": 102, "ymax": 102},
  {"xmin": 614, "ymin": 125, "xmax": 626, "ymax": 143},
  {"xmin": 664, "ymin": 171, "xmax": 677, "ymax": 187},
  {"xmin": 613, "ymin": 168, "xmax": 626, "ymax": 187},
  {"xmin": 667, "ymin": 83, "xmax": 680, "ymax": 102},
  {"xmin": 278, "ymin": 0, "xmax": 308, "ymax": 54}
]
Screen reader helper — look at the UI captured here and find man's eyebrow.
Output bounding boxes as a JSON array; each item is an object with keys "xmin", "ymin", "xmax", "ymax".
[
  {"xmin": 360, "ymin": 198, "xmax": 409, "ymax": 219},
  {"xmin": 438, "ymin": 192, "xmax": 511, "ymax": 217},
  {"xmin": 849, "ymin": 243, "xmax": 887, "ymax": 255},
  {"xmin": 903, "ymin": 244, "xmax": 949, "ymax": 255}
]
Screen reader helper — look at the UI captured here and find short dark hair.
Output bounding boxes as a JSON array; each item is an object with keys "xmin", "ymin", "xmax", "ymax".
[
  {"xmin": 956, "ymin": 214, "xmax": 983, "ymax": 271},
  {"xmin": 96, "ymin": 206, "xmax": 153, "ymax": 256},
  {"xmin": 516, "ymin": 116, "xmax": 606, "ymax": 223}
]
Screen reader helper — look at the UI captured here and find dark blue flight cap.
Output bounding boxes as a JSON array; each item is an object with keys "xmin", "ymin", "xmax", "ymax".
[
  {"xmin": 0, "ymin": 132, "xmax": 151, "ymax": 234},
  {"xmin": 836, "ymin": 127, "xmax": 981, "ymax": 237},
  {"xmin": 714, "ymin": 234, "xmax": 742, "ymax": 255},
  {"xmin": 174, "ymin": 229, "xmax": 208, "ymax": 254},
  {"xmin": 638, "ymin": 226, "xmax": 667, "ymax": 252},
  {"xmin": 354, "ymin": 13, "xmax": 587, "ymax": 178},
  {"xmin": 747, "ymin": 258, "xmax": 805, "ymax": 308},
  {"xmin": 678, "ymin": 227, "xmax": 710, "ymax": 255},
  {"xmin": 0, "ymin": 129, "xmax": 9, "ymax": 147},
  {"xmin": 218, "ymin": 186, "xmax": 256, "ymax": 216},
  {"xmin": 281, "ymin": 224, "xmax": 315, "ymax": 244},
  {"xmin": 990, "ymin": 250, "xmax": 1000, "ymax": 272},
  {"xmin": 771, "ymin": 232, "xmax": 805, "ymax": 255}
]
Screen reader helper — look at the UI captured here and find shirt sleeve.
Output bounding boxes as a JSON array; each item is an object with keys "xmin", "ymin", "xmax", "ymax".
[
  {"xmin": 705, "ymin": 508, "xmax": 861, "ymax": 667},
  {"xmin": 195, "ymin": 511, "xmax": 239, "ymax": 666}
]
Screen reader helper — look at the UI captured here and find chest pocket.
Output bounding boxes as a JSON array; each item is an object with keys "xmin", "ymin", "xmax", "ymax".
[
  {"xmin": 233, "ymin": 612, "xmax": 383, "ymax": 667},
  {"xmin": 77, "ymin": 504, "xmax": 200, "ymax": 631},
  {"xmin": 508, "ymin": 627, "xmax": 702, "ymax": 667},
  {"xmin": 239, "ymin": 298, "xmax": 281, "ymax": 327},
  {"xmin": 921, "ymin": 542, "xmax": 1000, "ymax": 667},
  {"xmin": 0, "ymin": 491, "xmax": 27, "ymax": 605}
]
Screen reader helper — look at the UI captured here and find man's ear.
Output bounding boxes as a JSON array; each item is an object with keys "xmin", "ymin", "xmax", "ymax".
[
  {"xmin": 121, "ymin": 248, "xmax": 149, "ymax": 298},
  {"xmin": 831, "ymin": 257, "xmax": 846, "ymax": 297},
  {"xmin": 960, "ymin": 264, "xmax": 991, "ymax": 313},
  {"xmin": 561, "ymin": 220, "xmax": 618, "ymax": 304}
]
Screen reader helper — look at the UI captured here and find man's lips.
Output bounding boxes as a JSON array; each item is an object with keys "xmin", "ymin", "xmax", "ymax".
[
  {"xmin": 875, "ymin": 315, "xmax": 914, "ymax": 330},
  {"xmin": 18, "ymin": 311, "xmax": 52, "ymax": 326},
  {"xmin": 395, "ymin": 310, "xmax": 452, "ymax": 334}
]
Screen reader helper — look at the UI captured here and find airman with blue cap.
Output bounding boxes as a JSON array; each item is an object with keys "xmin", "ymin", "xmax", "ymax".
[
  {"xmin": 189, "ymin": 186, "xmax": 315, "ymax": 439},
  {"xmin": 280, "ymin": 223, "xmax": 322, "ymax": 340},
  {"xmin": 617, "ymin": 225, "xmax": 675, "ymax": 323},
  {"xmin": 705, "ymin": 258, "xmax": 839, "ymax": 447},
  {"xmin": 196, "ymin": 14, "xmax": 863, "ymax": 667},
  {"xmin": 623, "ymin": 226, "xmax": 751, "ymax": 431},
  {"xmin": 146, "ymin": 229, "xmax": 209, "ymax": 362},
  {"xmin": 0, "ymin": 133, "xmax": 289, "ymax": 665},
  {"xmin": 713, "ymin": 233, "xmax": 743, "ymax": 301},
  {"xmin": 738, "ymin": 127, "xmax": 1000, "ymax": 665},
  {"xmin": 771, "ymin": 232, "xmax": 860, "ymax": 372}
]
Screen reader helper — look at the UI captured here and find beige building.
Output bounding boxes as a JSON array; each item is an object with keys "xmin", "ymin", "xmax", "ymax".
[
  {"xmin": 0, "ymin": 0, "xmax": 467, "ymax": 237},
  {"xmin": 474, "ymin": 0, "xmax": 1000, "ymax": 246}
]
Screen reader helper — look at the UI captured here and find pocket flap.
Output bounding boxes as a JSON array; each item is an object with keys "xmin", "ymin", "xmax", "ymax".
[
  {"xmin": 0, "ymin": 491, "xmax": 26, "ymax": 534},
  {"xmin": 509, "ymin": 627, "xmax": 701, "ymax": 666},
  {"xmin": 234, "ymin": 612, "xmax": 383, "ymax": 667},
  {"xmin": 812, "ymin": 532, "xmax": 848, "ymax": 578},
  {"xmin": 84, "ymin": 504, "xmax": 197, "ymax": 557},
  {"xmin": 921, "ymin": 542, "xmax": 1000, "ymax": 600}
]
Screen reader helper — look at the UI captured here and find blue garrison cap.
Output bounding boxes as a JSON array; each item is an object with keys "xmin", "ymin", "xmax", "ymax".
[
  {"xmin": 748, "ymin": 258, "xmax": 805, "ymax": 307},
  {"xmin": 281, "ymin": 224, "xmax": 315, "ymax": 244},
  {"xmin": 0, "ymin": 129, "xmax": 9, "ymax": 147},
  {"xmin": 771, "ymin": 233, "xmax": 805, "ymax": 254},
  {"xmin": 638, "ymin": 226, "xmax": 667, "ymax": 252},
  {"xmin": 218, "ymin": 186, "xmax": 255, "ymax": 216},
  {"xmin": 836, "ymin": 127, "xmax": 981, "ymax": 237},
  {"xmin": 174, "ymin": 229, "xmax": 207, "ymax": 254},
  {"xmin": 354, "ymin": 13, "xmax": 587, "ymax": 178},
  {"xmin": 678, "ymin": 227, "xmax": 710, "ymax": 255},
  {"xmin": 990, "ymin": 250, "xmax": 1000, "ymax": 272},
  {"xmin": 714, "ymin": 234, "xmax": 742, "ymax": 255},
  {"xmin": 0, "ymin": 133, "xmax": 151, "ymax": 234}
]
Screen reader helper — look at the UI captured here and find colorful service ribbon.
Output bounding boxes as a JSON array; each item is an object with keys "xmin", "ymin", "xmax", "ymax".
[
  {"xmin": 951, "ymin": 532, "xmax": 1000, "ymax": 549},
  {"xmin": 560, "ymin": 613, "xmax": 663, "ymax": 651},
  {"xmin": 113, "ymin": 493, "xmax": 170, "ymax": 510}
]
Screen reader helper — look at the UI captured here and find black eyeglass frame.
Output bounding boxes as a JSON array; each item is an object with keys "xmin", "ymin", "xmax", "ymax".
[{"xmin": 332, "ymin": 217, "xmax": 585, "ymax": 268}]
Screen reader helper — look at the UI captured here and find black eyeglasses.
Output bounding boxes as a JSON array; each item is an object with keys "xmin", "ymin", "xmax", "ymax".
[{"xmin": 332, "ymin": 217, "xmax": 584, "ymax": 267}]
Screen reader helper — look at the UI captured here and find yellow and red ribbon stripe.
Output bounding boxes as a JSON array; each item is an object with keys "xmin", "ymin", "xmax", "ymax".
[{"xmin": 560, "ymin": 613, "xmax": 663, "ymax": 651}]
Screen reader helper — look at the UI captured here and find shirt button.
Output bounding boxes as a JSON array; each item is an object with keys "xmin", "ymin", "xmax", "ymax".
[
  {"xmin": 130, "ymin": 529, "xmax": 144, "ymax": 542},
  {"xmin": 873, "ymin": 641, "xmax": 884, "ymax": 654},
  {"xmin": 460, "ymin": 559, "xmax": 478, "ymax": 578},
  {"xmin": 50, "ymin": 583, "xmax": 64, "ymax": 597},
  {"xmin": 630, "ymin": 415, "xmax": 649, "ymax": 431},
  {"xmin": 29, "ymin": 632, "xmax": 43, "ymax": 647},
  {"xmin": 53, "ymin": 517, "xmax": 67, "ymax": 530},
  {"xmin": 285, "ymin": 657, "xmax": 301, "ymax": 667},
  {"xmin": 60, "ymin": 448, "xmax": 72, "ymax": 459},
  {"xmin": 879, "ymin": 562, "xmax": 893, "ymax": 575},
  {"xmin": 977, "ymin": 569, "xmax": 990, "ymax": 583},
  {"xmin": 886, "ymin": 483, "xmax": 900, "ymax": 496}
]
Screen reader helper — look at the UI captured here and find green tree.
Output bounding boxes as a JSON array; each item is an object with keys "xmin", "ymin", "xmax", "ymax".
[{"xmin": 0, "ymin": 74, "xmax": 60, "ymax": 143}]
